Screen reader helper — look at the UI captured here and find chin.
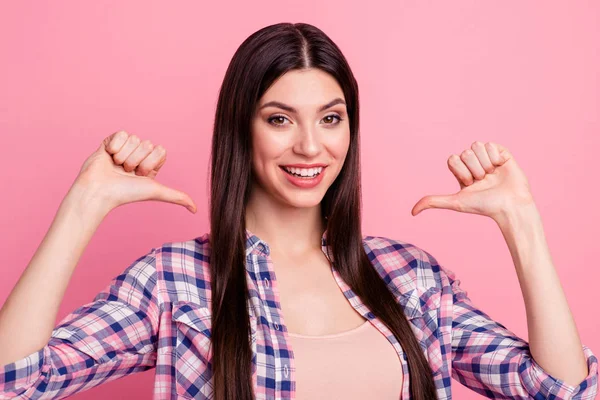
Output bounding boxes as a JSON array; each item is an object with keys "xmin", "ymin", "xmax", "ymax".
[{"xmin": 280, "ymin": 191, "xmax": 326, "ymax": 208}]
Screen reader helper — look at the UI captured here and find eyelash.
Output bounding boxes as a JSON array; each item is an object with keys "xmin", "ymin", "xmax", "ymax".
[{"xmin": 267, "ymin": 114, "xmax": 344, "ymax": 127}]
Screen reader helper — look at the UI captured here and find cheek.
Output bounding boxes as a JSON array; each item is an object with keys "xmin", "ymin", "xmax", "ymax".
[
  {"xmin": 252, "ymin": 130, "xmax": 289, "ymax": 163},
  {"xmin": 250, "ymin": 146, "xmax": 271, "ymax": 190},
  {"xmin": 328, "ymin": 130, "xmax": 351, "ymax": 160},
  {"xmin": 251, "ymin": 131, "xmax": 286, "ymax": 179}
]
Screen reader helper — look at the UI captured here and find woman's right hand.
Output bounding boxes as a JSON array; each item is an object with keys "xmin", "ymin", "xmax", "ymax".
[{"xmin": 73, "ymin": 130, "xmax": 197, "ymax": 215}]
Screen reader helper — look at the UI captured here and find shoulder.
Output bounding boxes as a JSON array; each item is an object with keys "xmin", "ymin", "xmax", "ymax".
[
  {"xmin": 155, "ymin": 233, "xmax": 211, "ymax": 270},
  {"xmin": 362, "ymin": 235, "xmax": 450, "ymax": 293},
  {"xmin": 153, "ymin": 233, "xmax": 213, "ymax": 307}
]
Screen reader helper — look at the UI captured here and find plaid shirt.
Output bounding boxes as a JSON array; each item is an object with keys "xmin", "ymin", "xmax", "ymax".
[{"xmin": 1, "ymin": 230, "xmax": 598, "ymax": 399}]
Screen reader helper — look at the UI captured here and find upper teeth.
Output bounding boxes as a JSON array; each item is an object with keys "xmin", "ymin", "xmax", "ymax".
[{"xmin": 283, "ymin": 166, "xmax": 323, "ymax": 177}]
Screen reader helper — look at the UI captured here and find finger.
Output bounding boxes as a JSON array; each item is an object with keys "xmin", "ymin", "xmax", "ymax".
[
  {"xmin": 485, "ymin": 142, "xmax": 512, "ymax": 165},
  {"xmin": 103, "ymin": 130, "xmax": 130, "ymax": 155},
  {"xmin": 113, "ymin": 135, "xmax": 141, "ymax": 165},
  {"xmin": 136, "ymin": 145, "xmax": 167, "ymax": 176},
  {"xmin": 123, "ymin": 140, "xmax": 154, "ymax": 173},
  {"xmin": 471, "ymin": 141, "xmax": 495, "ymax": 173},
  {"xmin": 412, "ymin": 194, "xmax": 458, "ymax": 216},
  {"xmin": 494, "ymin": 142, "xmax": 513, "ymax": 162},
  {"xmin": 151, "ymin": 181, "xmax": 197, "ymax": 213},
  {"xmin": 460, "ymin": 149, "xmax": 486, "ymax": 180},
  {"xmin": 448, "ymin": 154, "xmax": 474, "ymax": 187}
]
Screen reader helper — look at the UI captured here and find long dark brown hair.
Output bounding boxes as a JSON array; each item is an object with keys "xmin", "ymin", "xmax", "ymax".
[{"xmin": 209, "ymin": 22, "xmax": 437, "ymax": 400}]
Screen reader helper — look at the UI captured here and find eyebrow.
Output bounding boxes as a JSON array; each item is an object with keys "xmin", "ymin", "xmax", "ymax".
[{"xmin": 259, "ymin": 97, "xmax": 346, "ymax": 113}]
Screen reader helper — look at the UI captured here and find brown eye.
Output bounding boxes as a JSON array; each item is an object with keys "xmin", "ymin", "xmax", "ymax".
[
  {"xmin": 268, "ymin": 115, "xmax": 289, "ymax": 126},
  {"xmin": 323, "ymin": 114, "xmax": 343, "ymax": 125}
]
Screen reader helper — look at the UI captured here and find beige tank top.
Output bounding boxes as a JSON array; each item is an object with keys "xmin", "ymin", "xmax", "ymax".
[{"xmin": 287, "ymin": 319, "xmax": 403, "ymax": 399}]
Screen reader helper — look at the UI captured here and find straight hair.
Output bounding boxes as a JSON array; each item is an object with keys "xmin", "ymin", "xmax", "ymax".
[{"xmin": 209, "ymin": 22, "xmax": 438, "ymax": 400}]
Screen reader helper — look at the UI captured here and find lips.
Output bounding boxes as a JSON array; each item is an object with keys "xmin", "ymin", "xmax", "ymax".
[
  {"xmin": 279, "ymin": 165, "xmax": 326, "ymax": 188},
  {"xmin": 280, "ymin": 165, "xmax": 324, "ymax": 178}
]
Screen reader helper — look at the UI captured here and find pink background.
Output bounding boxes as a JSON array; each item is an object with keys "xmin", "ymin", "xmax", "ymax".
[{"xmin": 1, "ymin": 2, "xmax": 598, "ymax": 399}]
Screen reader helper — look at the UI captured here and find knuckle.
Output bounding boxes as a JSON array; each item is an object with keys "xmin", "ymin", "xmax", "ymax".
[
  {"xmin": 116, "ymin": 130, "xmax": 128, "ymax": 141},
  {"xmin": 106, "ymin": 131, "xmax": 126, "ymax": 151},
  {"xmin": 105, "ymin": 141, "xmax": 116, "ymax": 153},
  {"xmin": 471, "ymin": 141, "xmax": 484, "ymax": 150},
  {"xmin": 451, "ymin": 154, "xmax": 464, "ymax": 165},
  {"xmin": 141, "ymin": 139, "xmax": 154, "ymax": 149},
  {"xmin": 460, "ymin": 150, "xmax": 471, "ymax": 160},
  {"xmin": 155, "ymin": 144, "xmax": 166, "ymax": 154}
]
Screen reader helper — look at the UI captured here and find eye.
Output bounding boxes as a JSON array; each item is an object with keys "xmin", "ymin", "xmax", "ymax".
[
  {"xmin": 266, "ymin": 114, "xmax": 344, "ymax": 127},
  {"xmin": 322, "ymin": 114, "xmax": 343, "ymax": 125},
  {"xmin": 267, "ymin": 115, "xmax": 290, "ymax": 127}
]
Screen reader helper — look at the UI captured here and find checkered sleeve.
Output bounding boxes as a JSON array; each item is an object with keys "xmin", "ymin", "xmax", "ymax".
[
  {"xmin": 431, "ymin": 256, "xmax": 599, "ymax": 399},
  {"xmin": 0, "ymin": 247, "xmax": 160, "ymax": 399}
]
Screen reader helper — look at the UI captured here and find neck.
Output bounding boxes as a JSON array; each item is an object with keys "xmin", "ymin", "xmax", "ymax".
[{"xmin": 245, "ymin": 186, "xmax": 326, "ymax": 258}]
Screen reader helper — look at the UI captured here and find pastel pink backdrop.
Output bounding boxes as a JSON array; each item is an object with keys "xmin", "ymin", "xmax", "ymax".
[{"xmin": 1, "ymin": 2, "xmax": 598, "ymax": 399}]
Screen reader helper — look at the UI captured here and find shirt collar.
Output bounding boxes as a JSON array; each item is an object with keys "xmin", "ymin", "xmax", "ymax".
[{"xmin": 244, "ymin": 228, "xmax": 331, "ymax": 261}]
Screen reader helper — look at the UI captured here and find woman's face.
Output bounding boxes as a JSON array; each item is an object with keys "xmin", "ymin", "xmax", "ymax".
[{"xmin": 250, "ymin": 68, "xmax": 351, "ymax": 210}]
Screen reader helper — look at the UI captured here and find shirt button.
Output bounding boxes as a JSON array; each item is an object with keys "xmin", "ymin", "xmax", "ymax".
[
  {"xmin": 274, "ymin": 322, "xmax": 279, "ymax": 330},
  {"xmin": 264, "ymin": 277, "xmax": 270, "ymax": 288},
  {"xmin": 284, "ymin": 364, "xmax": 289, "ymax": 378}
]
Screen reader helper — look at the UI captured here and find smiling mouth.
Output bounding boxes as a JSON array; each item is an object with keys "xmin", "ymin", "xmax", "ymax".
[{"xmin": 280, "ymin": 166, "xmax": 325, "ymax": 178}]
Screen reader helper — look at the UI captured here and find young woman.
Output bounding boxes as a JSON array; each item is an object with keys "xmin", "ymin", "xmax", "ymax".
[{"xmin": 0, "ymin": 22, "xmax": 597, "ymax": 400}]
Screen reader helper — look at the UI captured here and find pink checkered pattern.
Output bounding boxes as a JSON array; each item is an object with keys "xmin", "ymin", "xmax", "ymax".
[{"xmin": 1, "ymin": 230, "xmax": 597, "ymax": 399}]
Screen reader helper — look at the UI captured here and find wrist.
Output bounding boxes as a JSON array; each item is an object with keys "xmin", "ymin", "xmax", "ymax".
[
  {"xmin": 495, "ymin": 202, "xmax": 546, "ymax": 254},
  {"xmin": 494, "ymin": 201, "xmax": 541, "ymax": 230},
  {"xmin": 63, "ymin": 181, "xmax": 112, "ymax": 221}
]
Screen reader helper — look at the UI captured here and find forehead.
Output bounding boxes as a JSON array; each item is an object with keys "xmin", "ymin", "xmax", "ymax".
[{"xmin": 259, "ymin": 68, "xmax": 345, "ymax": 110}]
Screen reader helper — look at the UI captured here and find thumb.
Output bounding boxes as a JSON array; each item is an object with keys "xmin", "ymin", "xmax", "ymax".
[
  {"xmin": 150, "ymin": 181, "xmax": 197, "ymax": 213},
  {"xmin": 411, "ymin": 194, "xmax": 458, "ymax": 216}
]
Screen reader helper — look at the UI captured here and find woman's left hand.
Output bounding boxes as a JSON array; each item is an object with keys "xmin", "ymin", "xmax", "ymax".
[{"xmin": 411, "ymin": 141, "xmax": 536, "ymax": 222}]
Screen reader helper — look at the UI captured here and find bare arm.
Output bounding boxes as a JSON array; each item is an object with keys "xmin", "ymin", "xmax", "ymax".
[
  {"xmin": 0, "ymin": 182, "xmax": 108, "ymax": 365},
  {"xmin": 496, "ymin": 202, "xmax": 588, "ymax": 386},
  {"xmin": 0, "ymin": 130, "xmax": 195, "ymax": 368},
  {"xmin": 0, "ymin": 131, "xmax": 195, "ymax": 397}
]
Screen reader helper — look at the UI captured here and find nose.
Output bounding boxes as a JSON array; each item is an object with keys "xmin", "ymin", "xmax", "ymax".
[{"xmin": 292, "ymin": 124, "xmax": 322, "ymax": 157}]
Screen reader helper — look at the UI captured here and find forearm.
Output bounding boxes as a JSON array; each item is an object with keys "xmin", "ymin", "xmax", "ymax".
[
  {"xmin": 495, "ymin": 203, "xmax": 588, "ymax": 387},
  {"xmin": 0, "ymin": 183, "xmax": 108, "ymax": 365}
]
